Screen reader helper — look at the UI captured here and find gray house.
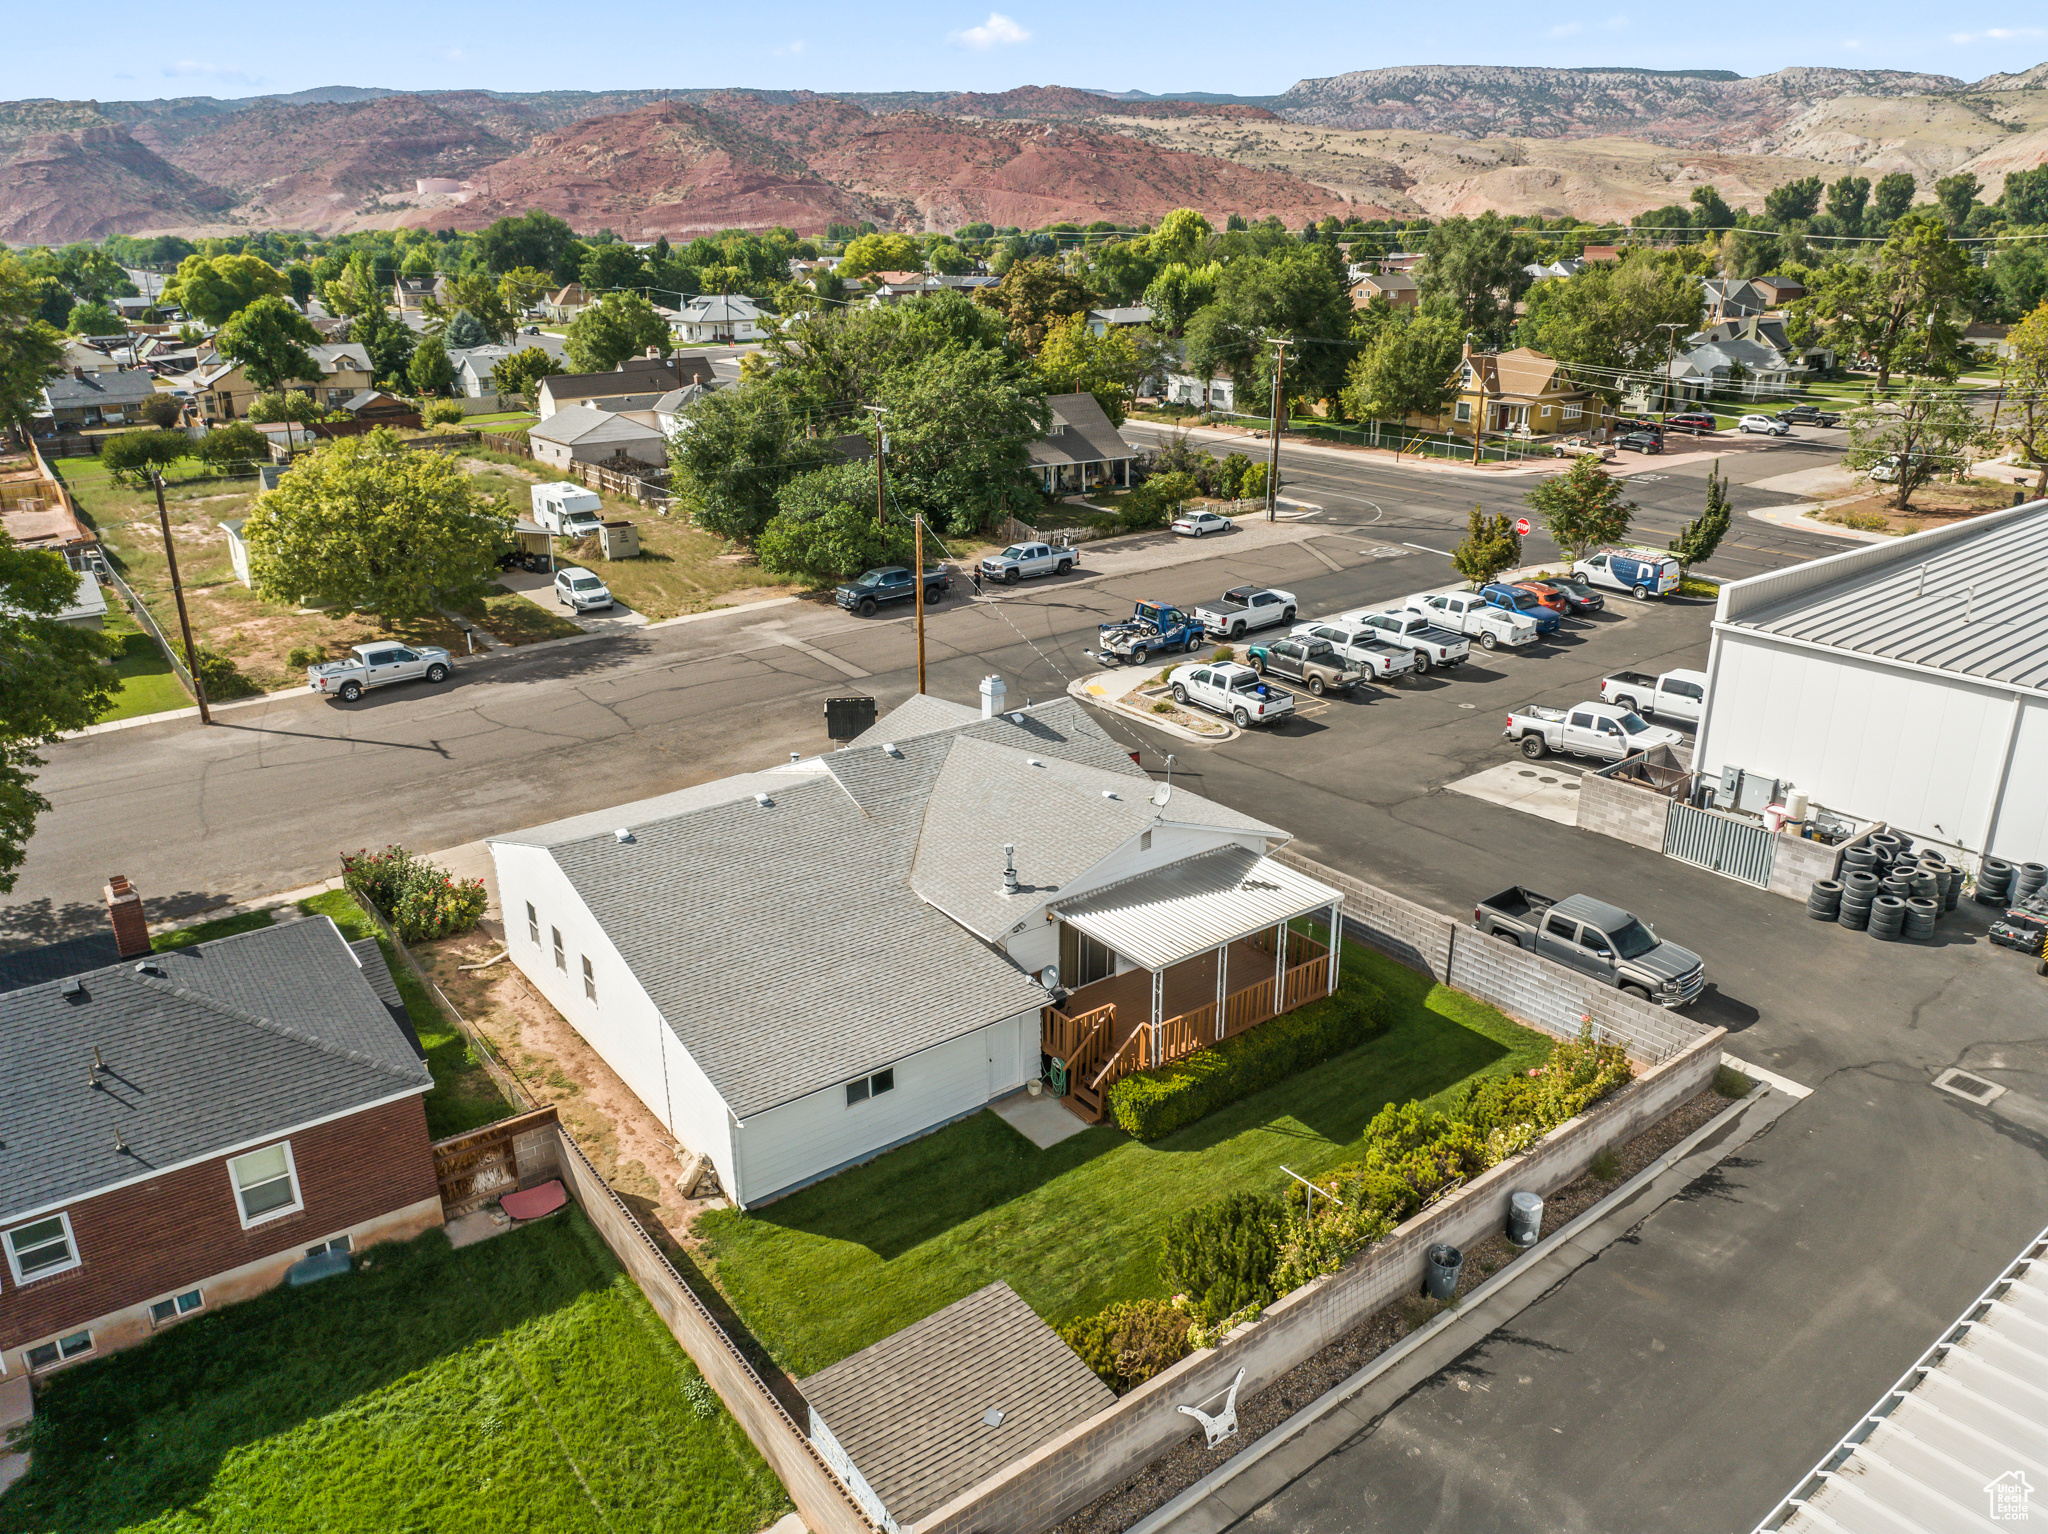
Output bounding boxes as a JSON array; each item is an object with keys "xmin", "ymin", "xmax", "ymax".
[
  {"xmin": 1029, "ymin": 392, "xmax": 1138, "ymax": 494},
  {"xmin": 524, "ymin": 403, "xmax": 668, "ymax": 472},
  {"xmin": 40, "ymin": 369, "xmax": 160, "ymax": 428}
]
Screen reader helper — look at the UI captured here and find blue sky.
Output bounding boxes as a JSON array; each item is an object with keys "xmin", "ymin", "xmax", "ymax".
[{"xmin": 25, "ymin": 3, "xmax": 2048, "ymax": 102}]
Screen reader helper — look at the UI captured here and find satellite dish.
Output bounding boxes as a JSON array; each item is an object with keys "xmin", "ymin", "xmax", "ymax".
[
  {"xmin": 1151, "ymin": 782, "xmax": 1172, "ymax": 808},
  {"xmin": 1038, "ymin": 965, "xmax": 1060, "ymax": 991}
]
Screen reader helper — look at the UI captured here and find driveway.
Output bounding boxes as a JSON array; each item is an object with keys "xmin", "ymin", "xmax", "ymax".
[{"xmin": 495, "ymin": 567, "xmax": 648, "ymax": 635}]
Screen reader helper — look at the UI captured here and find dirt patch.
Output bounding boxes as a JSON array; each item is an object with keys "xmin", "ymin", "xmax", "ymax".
[
  {"xmin": 1055, "ymin": 1083, "xmax": 1737, "ymax": 1534},
  {"xmin": 1818, "ymin": 481, "xmax": 2029, "ymax": 536},
  {"xmin": 1116, "ymin": 682, "xmax": 1231, "ymax": 737}
]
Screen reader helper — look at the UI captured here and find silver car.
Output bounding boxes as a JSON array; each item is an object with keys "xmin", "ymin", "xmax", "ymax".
[
  {"xmin": 1737, "ymin": 414, "xmax": 1790, "ymax": 436},
  {"xmin": 555, "ymin": 567, "xmax": 614, "ymax": 611}
]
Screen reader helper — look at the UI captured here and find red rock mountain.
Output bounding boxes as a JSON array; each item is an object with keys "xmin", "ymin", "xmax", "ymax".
[{"xmin": 0, "ymin": 124, "xmax": 228, "ymax": 243}]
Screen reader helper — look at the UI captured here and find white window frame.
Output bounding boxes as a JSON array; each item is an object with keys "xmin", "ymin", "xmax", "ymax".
[
  {"xmin": 24, "ymin": 1330, "xmax": 93, "ymax": 1372},
  {"xmin": 227, "ymin": 1141, "xmax": 304, "ymax": 1230},
  {"xmin": 150, "ymin": 1289, "xmax": 205, "ymax": 1326},
  {"xmin": 552, "ymin": 927, "xmax": 566, "ymax": 971},
  {"xmin": 1454, "ymin": 402, "xmax": 1472, "ymax": 423},
  {"xmin": 4, "ymin": 1211, "xmax": 81, "ymax": 1286},
  {"xmin": 582, "ymin": 954, "xmax": 597, "ymax": 1005},
  {"xmin": 527, "ymin": 902, "xmax": 540, "ymax": 947}
]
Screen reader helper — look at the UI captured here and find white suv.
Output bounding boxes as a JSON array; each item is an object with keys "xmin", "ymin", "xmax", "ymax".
[
  {"xmin": 555, "ymin": 567, "xmax": 614, "ymax": 612},
  {"xmin": 1737, "ymin": 414, "xmax": 1790, "ymax": 436}
]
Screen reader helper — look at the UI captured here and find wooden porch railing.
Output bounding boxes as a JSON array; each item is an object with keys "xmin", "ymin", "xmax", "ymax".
[{"xmin": 1044, "ymin": 1002, "xmax": 1117, "ymax": 1118}]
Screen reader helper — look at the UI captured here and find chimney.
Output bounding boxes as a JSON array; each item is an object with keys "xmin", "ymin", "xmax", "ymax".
[
  {"xmin": 73, "ymin": 365, "xmax": 86, "ymax": 380},
  {"xmin": 104, "ymin": 875, "xmax": 150, "ymax": 958},
  {"xmin": 980, "ymin": 674, "xmax": 1006, "ymax": 719}
]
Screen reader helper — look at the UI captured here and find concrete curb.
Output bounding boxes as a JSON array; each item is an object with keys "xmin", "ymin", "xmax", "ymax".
[
  {"xmin": 1066, "ymin": 671, "xmax": 1239, "ymax": 745},
  {"xmin": 1745, "ymin": 501, "xmax": 1894, "ymax": 543},
  {"xmin": 1127, "ymin": 1076, "xmax": 1803, "ymax": 1534}
]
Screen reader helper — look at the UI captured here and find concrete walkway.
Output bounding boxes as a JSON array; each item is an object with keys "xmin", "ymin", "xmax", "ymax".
[
  {"xmin": 1444, "ymin": 760, "xmax": 1585, "ymax": 826},
  {"xmin": 495, "ymin": 568, "xmax": 648, "ymax": 634},
  {"xmin": 990, "ymin": 1091, "xmax": 1093, "ymax": 1148}
]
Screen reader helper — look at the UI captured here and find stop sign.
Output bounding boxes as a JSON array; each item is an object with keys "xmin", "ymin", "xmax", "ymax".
[{"xmin": 1514, "ymin": 517, "xmax": 1531, "ymax": 536}]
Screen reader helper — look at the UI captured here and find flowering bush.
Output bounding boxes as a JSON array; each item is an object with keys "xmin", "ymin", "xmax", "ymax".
[{"xmin": 340, "ymin": 845, "xmax": 489, "ymax": 942}]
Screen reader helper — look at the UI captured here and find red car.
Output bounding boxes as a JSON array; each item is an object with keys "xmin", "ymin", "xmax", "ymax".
[
  {"xmin": 1664, "ymin": 410, "xmax": 1717, "ymax": 435},
  {"xmin": 1513, "ymin": 581, "xmax": 1572, "ymax": 617}
]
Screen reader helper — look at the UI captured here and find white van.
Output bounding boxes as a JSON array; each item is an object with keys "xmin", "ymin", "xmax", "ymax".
[{"xmin": 530, "ymin": 482, "xmax": 606, "ymax": 540}]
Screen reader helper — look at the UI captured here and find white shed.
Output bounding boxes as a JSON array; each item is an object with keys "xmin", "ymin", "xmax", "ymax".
[{"xmin": 1695, "ymin": 498, "xmax": 2048, "ymax": 870}]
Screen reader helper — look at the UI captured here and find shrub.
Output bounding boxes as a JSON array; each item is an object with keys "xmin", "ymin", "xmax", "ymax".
[
  {"xmin": 1160, "ymin": 1192, "xmax": 1283, "ymax": 1324},
  {"xmin": 423, "ymin": 399, "xmax": 466, "ymax": 426},
  {"xmin": 1151, "ymin": 699, "xmax": 1173, "ymax": 714},
  {"xmin": 101, "ymin": 428, "xmax": 190, "ymax": 486},
  {"xmin": 1210, "ymin": 645, "xmax": 1235, "ymax": 663},
  {"xmin": 1240, "ymin": 461, "xmax": 1271, "ymax": 502},
  {"xmin": 1056, "ymin": 1299, "xmax": 1192, "ymax": 1393},
  {"xmin": 196, "ymin": 422, "xmax": 267, "ymax": 474},
  {"xmin": 339, "ymin": 845, "xmax": 489, "ymax": 942},
  {"xmin": 1106, "ymin": 971, "xmax": 1388, "ymax": 1141},
  {"xmin": 193, "ymin": 646, "xmax": 262, "ymax": 699},
  {"xmin": 1713, "ymin": 1063, "xmax": 1752, "ymax": 1099},
  {"xmin": 286, "ymin": 644, "xmax": 327, "ymax": 669}
]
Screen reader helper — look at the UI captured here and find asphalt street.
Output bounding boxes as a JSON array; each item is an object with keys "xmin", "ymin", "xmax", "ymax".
[{"xmin": 7, "ymin": 431, "xmax": 2044, "ymax": 1531}]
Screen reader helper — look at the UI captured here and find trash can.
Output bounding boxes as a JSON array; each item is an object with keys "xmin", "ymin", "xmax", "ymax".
[
  {"xmin": 1423, "ymin": 1243, "xmax": 1464, "ymax": 1301},
  {"xmin": 1508, "ymin": 1190, "xmax": 1544, "ymax": 1248}
]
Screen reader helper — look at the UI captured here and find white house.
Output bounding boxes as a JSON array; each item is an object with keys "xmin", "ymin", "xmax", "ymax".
[
  {"xmin": 671, "ymin": 294, "xmax": 763, "ymax": 344},
  {"xmin": 1695, "ymin": 498, "xmax": 2048, "ymax": 871},
  {"xmin": 488, "ymin": 684, "xmax": 1341, "ymax": 1207},
  {"xmin": 524, "ymin": 402, "xmax": 668, "ymax": 472}
]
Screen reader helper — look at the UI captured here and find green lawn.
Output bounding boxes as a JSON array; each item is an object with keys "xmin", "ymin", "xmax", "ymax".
[
  {"xmin": 456, "ymin": 589, "xmax": 585, "ymax": 645},
  {"xmin": 95, "ymin": 624, "xmax": 192, "ymax": 723},
  {"xmin": 696, "ymin": 944, "xmax": 1550, "ymax": 1377},
  {"xmin": 151, "ymin": 908, "xmax": 275, "ymax": 951},
  {"xmin": 298, "ymin": 890, "xmax": 515, "ymax": 1138},
  {"xmin": 0, "ymin": 1211, "xmax": 791, "ymax": 1534}
]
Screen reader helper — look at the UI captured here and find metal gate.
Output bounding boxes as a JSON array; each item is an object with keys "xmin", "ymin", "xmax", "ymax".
[{"xmin": 1664, "ymin": 800, "xmax": 1778, "ymax": 888}]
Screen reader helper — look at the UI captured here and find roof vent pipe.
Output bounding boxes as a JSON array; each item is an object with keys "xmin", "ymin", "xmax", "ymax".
[{"xmin": 1002, "ymin": 843, "xmax": 1019, "ymax": 895}]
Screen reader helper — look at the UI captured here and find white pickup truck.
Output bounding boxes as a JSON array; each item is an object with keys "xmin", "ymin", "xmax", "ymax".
[
  {"xmin": 1291, "ymin": 620, "xmax": 1418, "ymax": 683},
  {"xmin": 1168, "ymin": 661, "xmax": 1295, "ymax": 728},
  {"xmin": 980, "ymin": 540, "xmax": 1077, "ymax": 584},
  {"xmin": 1600, "ymin": 668, "xmax": 1707, "ymax": 724},
  {"xmin": 1503, "ymin": 701, "xmax": 1684, "ymax": 761},
  {"xmin": 1329, "ymin": 607, "xmax": 1469, "ymax": 675},
  {"xmin": 1405, "ymin": 591, "xmax": 1537, "ymax": 651},
  {"xmin": 307, "ymin": 643, "xmax": 453, "ymax": 702},
  {"xmin": 1194, "ymin": 586, "xmax": 1297, "ymax": 640}
]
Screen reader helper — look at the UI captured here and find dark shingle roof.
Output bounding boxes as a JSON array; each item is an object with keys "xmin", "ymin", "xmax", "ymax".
[
  {"xmin": 43, "ymin": 371, "xmax": 158, "ymax": 409},
  {"xmin": 0, "ymin": 918, "xmax": 433, "ymax": 1222},
  {"xmin": 543, "ymin": 357, "xmax": 715, "ymax": 401},
  {"xmin": 1029, "ymin": 392, "xmax": 1135, "ymax": 470},
  {"xmin": 802, "ymin": 1281, "xmax": 1113, "ymax": 1527}
]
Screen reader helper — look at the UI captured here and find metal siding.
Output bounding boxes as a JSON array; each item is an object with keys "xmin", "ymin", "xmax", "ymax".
[
  {"xmin": 1663, "ymin": 801, "xmax": 1776, "ymax": 887},
  {"xmin": 1990, "ymin": 698, "xmax": 2048, "ymax": 863},
  {"xmin": 1052, "ymin": 848, "xmax": 1343, "ymax": 970}
]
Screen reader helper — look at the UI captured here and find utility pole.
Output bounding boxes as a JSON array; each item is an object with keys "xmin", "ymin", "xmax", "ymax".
[
  {"xmin": 153, "ymin": 473, "xmax": 211, "ymax": 726},
  {"xmin": 862, "ymin": 404, "xmax": 888, "ymax": 527},
  {"xmin": 1264, "ymin": 338, "xmax": 1288, "ymax": 521},
  {"xmin": 1656, "ymin": 322, "xmax": 1685, "ymax": 423},
  {"xmin": 912, "ymin": 514, "xmax": 927, "ymax": 696}
]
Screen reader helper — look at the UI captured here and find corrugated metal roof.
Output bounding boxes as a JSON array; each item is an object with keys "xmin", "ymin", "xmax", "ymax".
[
  {"xmin": 1726, "ymin": 500, "xmax": 2048, "ymax": 691},
  {"xmin": 1757, "ymin": 1221, "xmax": 2048, "ymax": 1533},
  {"xmin": 1053, "ymin": 847, "xmax": 1340, "ymax": 970}
]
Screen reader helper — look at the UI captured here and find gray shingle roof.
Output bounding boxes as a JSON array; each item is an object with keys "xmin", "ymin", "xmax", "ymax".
[
  {"xmin": 1029, "ymin": 392, "xmax": 1135, "ymax": 470},
  {"xmin": 0, "ymin": 918, "xmax": 433, "ymax": 1222},
  {"xmin": 527, "ymin": 408, "xmax": 666, "ymax": 447},
  {"xmin": 543, "ymin": 357, "xmax": 715, "ymax": 402},
  {"xmin": 802, "ymin": 1281, "xmax": 1113, "ymax": 1527},
  {"xmin": 848, "ymin": 693, "xmax": 980, "ymax": 747},
  {"xmin": 43, "ymin": 371, "xmax": 158, "ymax": 409}
]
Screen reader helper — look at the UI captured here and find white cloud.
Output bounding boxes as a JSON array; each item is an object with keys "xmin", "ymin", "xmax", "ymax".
[
  {"xmin": 1601, "ymin": 14, "xmax": 1631, "ymax": 29},
  {"xmin": 1842, "ymin": 37, "xmax": 1863, "ymax": 49},
  {"xmin": 950, "ymin": 11, "xmax": 1031, "ymax": 49},
  {"xmin": 163, "ymin": 60, "xmax": 255, "ymax": 84},
  {"xmin": 1547, "ymin": 21, "xmax": 1582, "ymax": 37},
  {"xmin": 1951, "ymin": 26, "xmax": 2045, "ymax": 42},
  {"xmin": 776, "ymin": 38, "xmax": 806, "ymax": 54},
  {"xmin": 442, "ymin": 47, "xmax": 467, "ymax": 62}
]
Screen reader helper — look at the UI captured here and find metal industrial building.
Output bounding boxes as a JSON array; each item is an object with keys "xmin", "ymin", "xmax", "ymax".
[{"xmin": 1696, "ymin": 498, "xmax": 2048, "ymax": 870}]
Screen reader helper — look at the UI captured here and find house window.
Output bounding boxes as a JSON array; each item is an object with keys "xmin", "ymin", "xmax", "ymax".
[
  {"xmin": 1563, "ymin": 403, "xmax": 1583, "ymax": 420},
  {"xmin": 4, "ymin": 1213, "xmax": 80, "ymax": 1284},
  {"xmin": 150, "ymin": 1290, "xmax": 204, "ymax": 1325},
  {"xmin": 553, "ymin": 928, "xmax": 566, "ymax": 970},
  {"xmin": 227, "ymin": 1142, "xmax": 303, "ymax": 1228},
  {"xmin": 1454, "ymin": 402, "xmax": 1472, "ymax": 423},
  {"xmin": 582, "ymin": 955, "xmax": 597, "ymax": 1004},
  {"xmin": 306, "ymin": 1235, "xmax": 352, "ymax": 1258},
  {"xmin": 25, "ymin": 1332, "xmax": 92, "ymax": 1371},
  {"xmin": 845, "ymin": 1068, "xmax": 896, "ymax": 1106},
  {"xmin": 1540, "ymin": 405, "xmax": 1552, "ymax": 418},
  {"xmin": 527, "ymin": 902, "xmax": 540, "ymax": 946}
]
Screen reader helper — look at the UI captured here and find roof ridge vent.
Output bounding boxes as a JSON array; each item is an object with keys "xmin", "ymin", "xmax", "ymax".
[
  {"xmin": 754, "ymin": 792, "xmax": 774, "ymax": 806},
  {"xmin": 134, "ymin": 959, "xmax": 167, "ymax": 978},
  {"xmin": 614, "ymin": 828, "xmax": 636, "ymax": 843}
]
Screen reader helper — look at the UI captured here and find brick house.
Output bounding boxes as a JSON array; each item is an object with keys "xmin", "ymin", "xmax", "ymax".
[{"xmin": 0, "ymin": 885, "xmax": 441, "ymax": 1380}]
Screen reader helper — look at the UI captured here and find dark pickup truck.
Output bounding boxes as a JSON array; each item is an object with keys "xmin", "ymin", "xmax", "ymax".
[
  {"xmin": 1775, "ymin": 404, "xmax": 1842, "ymax": 427},
  {"xmin": 1473, "ymin": 886, "xmax": 1706, "ymax": 1008},
  {"xmin": 834, "ymin": 564, "xmax": 951, "ymax": 616}
]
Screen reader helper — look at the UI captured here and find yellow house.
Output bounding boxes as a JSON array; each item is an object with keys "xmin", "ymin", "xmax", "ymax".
[
  {"xmin": 189, "ymin": 343, "xmax": 375, "ymax": 423},
  {"xmin": 1409, "ymin": 345, "xmax": 1611, "ymax": 438}
]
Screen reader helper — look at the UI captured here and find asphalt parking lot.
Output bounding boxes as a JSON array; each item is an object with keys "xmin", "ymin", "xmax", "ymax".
[{"xmin": 1145, "ymin": 594, "xmax": 2048, "ymax": 1533}]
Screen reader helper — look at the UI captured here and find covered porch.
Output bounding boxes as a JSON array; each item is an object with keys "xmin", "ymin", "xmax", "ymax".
[{"xmin": 1039, "ymin": 848, "xmax": 1342, "ymax": 1123}]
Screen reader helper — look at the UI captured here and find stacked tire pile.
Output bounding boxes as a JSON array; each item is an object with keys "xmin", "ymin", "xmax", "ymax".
[
  {"xmin": 1808, "ymin": 831, "xmax": 1960, "ymax": 943},
  {"xmin": 1983, "ymin": 858, "xmax": 2048, "ymax": 957}
]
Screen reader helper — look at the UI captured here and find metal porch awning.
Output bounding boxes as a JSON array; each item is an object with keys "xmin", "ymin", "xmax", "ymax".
[{"xmin": 1050, "ymin": 847, "xmax": 1341, "ymax": 972}]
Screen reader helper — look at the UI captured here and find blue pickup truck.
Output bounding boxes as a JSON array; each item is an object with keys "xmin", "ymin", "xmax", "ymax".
[
  {"xmin": 1095, "ymin": 601, "xmax": 1205, "ymax": 666},
  {"xmin": 1478, "ymin": 583, "xmax": 1562, "ymax": 637}
]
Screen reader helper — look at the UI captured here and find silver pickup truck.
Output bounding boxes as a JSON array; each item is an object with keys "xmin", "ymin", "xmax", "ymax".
[
  {"xmin": 308, "ymin": 642, "xmax": 453, "ymax": 702},
  {"xmin": 1474, "ymin": 886, "xmax": 1705, "ymax": 1007},
  {"xmin": 1290, "ymin": 620, "xmax": 1418, "ymax": 683}
]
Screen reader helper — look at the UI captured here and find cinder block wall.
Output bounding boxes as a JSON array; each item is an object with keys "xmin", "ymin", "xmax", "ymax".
[
  {"xmin": 1575, "ymin": 770, "xmax": 1674, "ymax": 852},
  {"xmin": 910, "ymin": 1028, "xmax": 1725, "ymax": 1534},
  {"xmin": 1769, "ymin": 831, "xmax": 1843, "ymax": 900}
]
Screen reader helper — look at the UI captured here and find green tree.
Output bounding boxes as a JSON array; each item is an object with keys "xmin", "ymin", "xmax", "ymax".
[
  {"xmin": 1088, "ymin": 239, "xmax": 1160, "ymax": 306},
  {"xmin": 350, "ymin": 305, "xmax": 417, "ymax": 389},
  {"xmin": 64, "ymin": 301, "xmax": 124, "ymax": 335},
  {"xmin": 100, "ymin": 429, "xmax": 191, "ymax": 486},
  {"xmin": 1418, "ymin": 213, "xmax": 1532, "ymax": 344},
  {"xmin": 400, "ymin": 247, "xmax": 436, "ymax": 279},
  {"xmin": 2001, "ymin": 300, "xmax": 2048, "ymax": 497},
  {"xmin": 162, "ymin": 253, "xmax": 289, "ymax": 324},
  {"xmin": 214, "ymin": 294, "xmax": 321, "ymax": 392},
  {"xmin": 1523, "ymin": 452, "xmax": 1636, "ymax": 559},
  {"xmin": 1141, "ymin": 260, "xmax": 1220, "ymax": 336},
  {"xmin": 1450, "ymin": 504, "xmax": 1521, "ymax": 586},
  {"xmin": 564, "ymin": 292, "xmax": 670, "ymax": 373},
  {"xmin": 497, "ymin": 265, "xmax": 554, "ymax": 314},
  {"xmin": 241, "ymin": 429, "xmax": 511, "ymax": 621},
  {"xmin": 490, "ymin": 345, "xmax": 557, "ymax": 404},
  {"xmin": 1035, "ymin": 313, "xmax": 1144, "ymax": 425},
  {"xmin": 1827, "ymin": 175, "xmax": 1872, "ymax": 227},
  {"xmin": 1150, "ymin": 208, "xmax": 1215, "ymax": 269},
  {"xmin": 869, "ymin": 342, "xmax": 1048, "ymax": 535},
  {"xmin": 287, "ymin": 265, "xmax": 316, "ymax": 307},
  {"xmin": 196, "ymin": 421, "xmax": 268, "ymax": 473},
  {"xmin": 1763, "ymin": 176, "xmax": 1824, "ymax": 225},
  {"xmin": 427, "ymin": 272, "xmax": 515, "ymax": 344},
  {"xmin": 670, "ymin": 386, "xmax": 834, "ymax": 544},
  {"xmin": 1842, "ymin": 387, "xmax": 1990, "ymax": 510},
  {"xmin": 1872, "ymin": 172, "xmax": 1917, "ymax": 227},
  {"xmin": 2002, "ymin": 166, "xmax": 2048, "ymax": 227},
  {"xmin": 444, "ymin": 309, "xmax": 491, "ymax": 350},
  {"xmin": 923, "ymin": 239, "xmax": 974, "ymax": 276},
  {"xmin": 1518, "ymin": 256, "xmax": 1704, "ymax": 379},
  {"xmin": 580, "ymin": 242, "xmax": 648, "ymax": 294},
  {"xmin": 1184, "ymin": 243, "xmax": 1353, "ymax": 405},
  {"xmin": 1690, "ymin": 186, "xmax": 1735, "ymax": 232},
  {"xmin": 137, "ymin": 393, "xmax": 183, "ymax": 428},
  {"xmin": 55, "ymin": 246, "xmax": 130, "ymax": 305},
  {"xmin": 1934, "ymin": 172, "xmax": 1981, "ymax": 230},
  {"xmin": 1339, "ymin": 314, "xmax": 1462, "ymax": 437},
  {"xmin": 0, "ymin": 547, "xmax": 121, "ymax": 891},
  {"xmin": 1869, "ymin": 214, "xmax": 1973, "ymax": 387},
  {"xmin": 246, "ymin": 390, "xmax": 325, "ymax": 425},
  {"xmin": 1, "ymin": 254, "xmax": 66, "ymax": 431},
  {"xmin": 1668, "ymin": 459, "xmax": 1732, "ymax": 576},
  {"xmin": 478, "ymin": 210, "xmax": 578, "ymax": 278},
  {"xmin": 978, "ymin": 258, "xmax": 1092, "ymax": 354},
  {"xmin": 407, "ymin": 334, "xmax": 455, "ymax": 396},
  {"xmin": 755, "ymin": 461, "xmax": 916, "ymax": 581},
  {"xmin": 837, "ymin": 232, "xmax": 925, "ymax": 279}
]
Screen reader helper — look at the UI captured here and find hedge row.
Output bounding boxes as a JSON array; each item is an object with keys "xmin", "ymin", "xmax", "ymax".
[{"xmin": 1104, "ymin": 965, "xmax": 1389, "ymax": 1141}]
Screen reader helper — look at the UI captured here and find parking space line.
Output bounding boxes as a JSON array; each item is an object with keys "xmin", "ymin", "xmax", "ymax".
[{"xmin": 1721, "ymin": 1053, "xmax": 1813, "ymax": 1100}]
